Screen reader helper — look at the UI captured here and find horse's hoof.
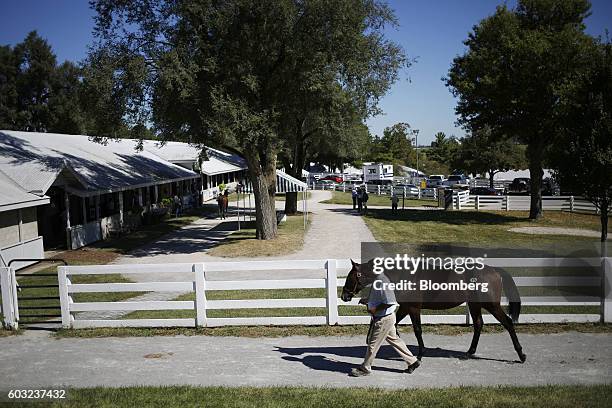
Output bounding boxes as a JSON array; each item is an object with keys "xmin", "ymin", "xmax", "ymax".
[{"xmin": 519, "ymin": 353, "xmax": 527, "ymax": 363}]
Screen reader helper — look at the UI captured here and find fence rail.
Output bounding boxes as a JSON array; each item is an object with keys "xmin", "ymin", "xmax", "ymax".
[
  {"xmin": 452, "ymin": 191, "xmax": 598, "ymax": 214},
  {"xmin": 7, "ymin": 257, "xmax": 598, "ymax": 330}
]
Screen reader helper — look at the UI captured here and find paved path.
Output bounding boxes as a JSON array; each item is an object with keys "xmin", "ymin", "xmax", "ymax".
[
  {"xmin": 119, "ymin": 190, "xmax": 375, "ymax": 265},
  {"xmin": 0, "ymin": 331, "xmax": 610, "ymax": 389}
]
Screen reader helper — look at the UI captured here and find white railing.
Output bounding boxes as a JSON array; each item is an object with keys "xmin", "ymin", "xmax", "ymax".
[
  {"xmin": 51, "ymin": 257, "xmax": 612, "ymax": 329},
  {"xmin": 452, "ymin": 192, "xmax": 598, "ymax": 214},
  {"xmin": 0, "ymin": 266, "xmax": 18, "ymax": 329},
  {"xmin": 310, "ymin": 182, "xmax": 438, "ymax": 200}
]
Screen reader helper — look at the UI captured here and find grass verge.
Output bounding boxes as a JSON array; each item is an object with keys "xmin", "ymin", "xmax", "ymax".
[
  {"xmin": 362, "ymin": 209, "xmax": 604, "ymax": 247},
  {"xmin": 18, "ymin": 385, "xmax": 611, "ymax": 408},
  {"xmin": 55, "ymin": 322, "xmax": 612, "ymax": 339},
  {"xmin": 207, "ymin": 214, "xmax": 309, "ymax": 257}
]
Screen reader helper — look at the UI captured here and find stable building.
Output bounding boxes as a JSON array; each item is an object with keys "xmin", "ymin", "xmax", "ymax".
[
  {"xmin": 142, "ymin": 141, "xmax": 248, "ymax": 201},
  {"xmin": 0, "ymin": 171, "xmax": 49, "ymax": 269},
  {"xmin": 0, "ymin": 130, "xmax": 201, "ymax": 252}
]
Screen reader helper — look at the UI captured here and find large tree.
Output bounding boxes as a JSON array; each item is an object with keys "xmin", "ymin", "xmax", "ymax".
[
  {"xmin": 87, "ymin": 0, "xmax": 406, "ymax": 238},
  {"xmin": 0, "ymin": 31, "xmax": 88, "ymax": 133},
  {"xmin": 552, "ymin": 40, "xmax": 612, "ymax": 242},
  {"xmin": 453, "ymin": 127, "xmax": 526, "ymax": 187},
  {"xmin": 446, "ymin": 0, "xmax": 595, "ymax": 219}
]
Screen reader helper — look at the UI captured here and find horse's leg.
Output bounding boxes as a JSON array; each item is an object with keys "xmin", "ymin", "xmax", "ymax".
[
  {"xmin": 407, "ymin": 306, "xmax": 425, "ymax": 360},
  {"xmin": 484, "ymin": 303, "xmax": 526, "ymax": 363},
  {"xmin": 466, "ymin": 302, "xmax": 483, "ymax": 358}
]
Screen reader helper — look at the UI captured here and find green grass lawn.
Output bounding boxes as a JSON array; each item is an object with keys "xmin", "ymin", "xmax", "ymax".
[
  {"xmin": 207, "ymin": 214, "xmax": 309, "ymax": 257},
  {"xmin": 17, "ymin": 384, "xmax": 612, "ymax": 407},
  {"xmin": 322, "ymin": 191, "xmax": 436, "ymax": 207},
  {"xmin": 55, "ymin": 322, "xmax": 612, "ymax": 339},
  {"xmin": 362, "ymin": 209, "xmax": 603, "ymax": 248}
]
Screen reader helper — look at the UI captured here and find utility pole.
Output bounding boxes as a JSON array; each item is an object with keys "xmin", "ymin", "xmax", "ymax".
[{"xmin": 412, "ymin": 128, "xmax": 420, "ymax": 183}]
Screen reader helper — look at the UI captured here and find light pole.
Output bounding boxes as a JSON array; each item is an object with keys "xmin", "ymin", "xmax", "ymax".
[{"xmin": 412, "ymin": 129, "xmax": 420, "ymax": 182}]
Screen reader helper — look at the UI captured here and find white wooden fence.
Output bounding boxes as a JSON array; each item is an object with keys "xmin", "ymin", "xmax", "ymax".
[
  {"xmin": 452, "ymin": 191, "xmax": 598, "ymax": 214},
  {"xmin": 311, "ymin": 182, "xmax": 438, "ymax": 199},
  {"xmin": 29, "ymin": 257, "xmax": 611, "ymax": 330}
]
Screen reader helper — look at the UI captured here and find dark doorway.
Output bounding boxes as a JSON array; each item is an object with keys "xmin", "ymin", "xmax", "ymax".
[{"xmin": 36, "ymin": 187, "xmax": 66, "ymax": 249}]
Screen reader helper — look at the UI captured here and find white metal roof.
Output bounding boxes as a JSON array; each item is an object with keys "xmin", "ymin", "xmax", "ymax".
[
  {"xmin": 240, "ymin": 169, "xmax": 307, "ymax": 193},
  {"xmin": 0, "ymin": 131, "xmax": 200, "ymax": 196},
  {"xmin": 0, "ymin": 170, "xmax": 49, "ymax": 212},
  {"xmin": 141, "ymin": 140, "xmax": 247, "ymax": 176}
]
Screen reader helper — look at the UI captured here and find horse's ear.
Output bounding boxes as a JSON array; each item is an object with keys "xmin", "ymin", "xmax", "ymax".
[{"xmin": 350, "ymin": 259, "xmax": 357, "ymax": 266}]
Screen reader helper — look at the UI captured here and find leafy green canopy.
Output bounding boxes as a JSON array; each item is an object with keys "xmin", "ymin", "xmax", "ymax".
[
  {"xmin": 86, "ymin": 0, "xmax": 407, "ymax": 155},
  {"xmin": 552, "ymin": 39, "xmax": 612, "ymax": 242},
  {"xmin": 86, "ymin": 0, "xmax": 407, "ymax": 238},
  {"xmin": 0, "ymin": 31, "xmax": 87, "ymax": 134}
]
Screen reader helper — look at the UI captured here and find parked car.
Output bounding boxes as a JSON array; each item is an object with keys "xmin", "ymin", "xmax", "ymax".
[
  {"xmin": 318, "ymin": 179, "xmax": 336, "ymax": 189},
  {"xmin": 321, "ymin": 175, "xmax": 343, "ymax": 183},
  {"xmin": 426, "ymin": 175, "xmax": 446, "ymax": 188},
  {"xmin": 444, "ymin": 174, "xmax": 470, "ymax": 187},
  {"xmin": 470, "ymin": 187, "xmax": 501, "ymax": 196},
  {"xmin": 509, "ymin": 177, "xmax": 530, "ymax": 195},
  {"xmin": 394, "ymin": 183, "xmax": 419, "ymax": 196}
]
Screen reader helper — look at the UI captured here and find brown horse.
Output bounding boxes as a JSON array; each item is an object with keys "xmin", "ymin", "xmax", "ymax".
[
  {"xmin": 340, "ymin": 259, "xmax": 526, "ymax": 363},
  {"xmin": 217, "ymin": 193, "xmax": 228, "ymax": 219}
]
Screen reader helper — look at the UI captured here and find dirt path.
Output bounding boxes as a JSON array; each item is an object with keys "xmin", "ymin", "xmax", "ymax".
[{"xmin": 1, "ymin": 331, "xmax": 610, "ymax": 389}]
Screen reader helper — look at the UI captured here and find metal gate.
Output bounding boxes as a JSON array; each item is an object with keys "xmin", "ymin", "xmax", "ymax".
[{"xmin": 2, "ymin": 259, "xmax": 67, "ymax": 329}]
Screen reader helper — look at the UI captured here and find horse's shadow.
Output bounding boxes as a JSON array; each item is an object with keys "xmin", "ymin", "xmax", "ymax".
[{"xmin": 276, "ymin": 345, "xmax": 517, "ymax": 374}]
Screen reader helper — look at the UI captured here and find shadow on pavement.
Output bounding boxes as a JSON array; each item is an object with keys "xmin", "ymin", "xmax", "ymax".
[{"xmin": 275, "ymin": 344, "xmax": 518, "ymax": 374}]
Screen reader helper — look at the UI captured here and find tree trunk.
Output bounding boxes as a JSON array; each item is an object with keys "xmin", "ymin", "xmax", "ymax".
[
  {"xmin": 285, "ymin": 192, "xmax": 299, "ymax": 214},
  {"xmin": 283, "ymin": 129, "xmax": 307, "ymax": 215},
  {"xmin": 526, "ymin": 144, "xmax": 544, "ymax": 219},
  {"xmin": 489, "ymin": 170, "xmax": 495, "ymax": 189},
  {"xmin": 245, "ymin": 151, "xmax": 278, "ymax": 240}
]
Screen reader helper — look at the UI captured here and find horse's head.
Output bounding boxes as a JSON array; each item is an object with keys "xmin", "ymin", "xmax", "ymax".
[{"xmin": 340, "ymin": 259, "xmax": 366, "ymax": 302}]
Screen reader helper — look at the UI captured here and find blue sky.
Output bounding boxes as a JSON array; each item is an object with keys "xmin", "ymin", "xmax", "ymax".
[{"xmin": 1, "ymin": 0, "xmax": 610, "ymax": 145}]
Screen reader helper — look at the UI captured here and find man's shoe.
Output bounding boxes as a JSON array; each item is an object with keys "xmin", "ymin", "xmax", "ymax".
[
  {"xmin": 349, "ymin": 367, "xmax": 370, "ymax": 377},
  {"xmin": 406, "ymin": 360, "xmax": 420, "ymax": 374}
]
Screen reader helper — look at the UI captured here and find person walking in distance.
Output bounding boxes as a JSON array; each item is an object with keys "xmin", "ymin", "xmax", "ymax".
[
  {"xmin": 357, "ymin": 187, "xmax": 363, "ymax": 213},
  {"xmin": 362, "ymin": 187, "xmax": 369, "ymax": 215},
  {"xmin": 391, "ymin": 192, "xmax": 399, "ymax": 214},
  {"xmin": 351, "ymin": 187, "xmax": 358, "ymax": 210}
]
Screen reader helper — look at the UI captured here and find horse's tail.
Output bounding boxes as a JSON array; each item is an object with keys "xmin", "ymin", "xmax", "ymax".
[{"xmin": 498, "ymin": 268, "xmax": 521, "ymax": 323}]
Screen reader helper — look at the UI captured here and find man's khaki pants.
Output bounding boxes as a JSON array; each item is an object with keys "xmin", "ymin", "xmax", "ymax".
[{"xmin": 361, "ymin": 312, "xmax": 417, "ymax": 372}]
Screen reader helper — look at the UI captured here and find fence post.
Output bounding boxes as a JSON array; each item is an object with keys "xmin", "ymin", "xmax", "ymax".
[
  {"xmin": 326, "ymin": 259, "xmax": 339, "ymax": 325},
  {"xmin": 570, "ymin": 196, "xmax": 575, "ymax": 212},
  {"xmin": 475, "ymin": 195, "xmax": 480, "ymax": 211},
  {"xmin": 377, "ymin": 185, "xmax": 381, "ymax": 195},
  {"xmin": 342, "ymin": 183, "xmax": 346, "ymax": 192},
  {"xmin": 0, "ymin": 267, "xmax": 17, "ymax": 330},
  {"xmin": 505, "ymin": 195, "xmax": 510, "ymax": 211},
  {"xmin": 603, "ymin": 258, "xmax": 612, "ymax": 323},
  {"xmin": 194, "ymin": 263, "xmax": 208, "ymax": 327},
  {"xmin": 58, "ymin": 266, "xmax": 72, "ymax": 328}
]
